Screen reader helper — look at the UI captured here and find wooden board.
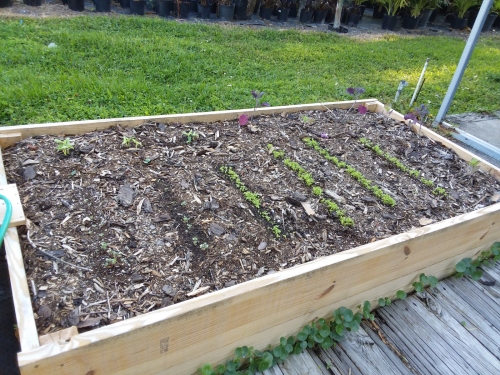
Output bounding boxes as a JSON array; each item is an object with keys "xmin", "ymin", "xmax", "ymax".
[
  {"xmin": 0, "ymin": 101, "xmax": 498, "ymax": 375},
  {"xmin": 0, "ymin": 184, "xmax": 26, "ymax": 227}
]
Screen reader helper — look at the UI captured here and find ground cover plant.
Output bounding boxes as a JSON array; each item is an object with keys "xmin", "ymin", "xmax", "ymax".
[
  {"xmin": 4, "ymin": 105, "xmax": 499, "ymax": 336},
  {"xmin": 1, "ymin": 16, "xmax": 500, "ymax": 125}
]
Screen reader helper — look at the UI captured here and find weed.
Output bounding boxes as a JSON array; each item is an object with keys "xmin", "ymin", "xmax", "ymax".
[
  {"xmin": 101, "ymin": 242, "xmax": 108, "ymax": 250},
  {"xmin": 272, "ymin": 226, "xmax": 282, "ymax": 237},
  {"xmin": 200, "ymin": 243, "xmax": 209, "ymax": 250},
  {"xmin": 105, "ymin": 248, "xmax": 122, "ymax": 268},
  {"xmin": 182, "ymin": 130, "xmax": 199, "ymax": 144},
  {"xmin": 455, "ymin": 242, "xmax": 500, "ymax": 280},
  {"xmin": 122, "ymin": 135, "xmax": 142, "ymax": 148},
  {"xmin": 312, "ymin": 186, "xmax": 322, "ymax": 196},
  {"xmin": 468, "ymin": 158, "xmax": 481, "ymax": 174},
  {"xmin": 192, "ymin": 237, "xmax": 199, "ymax": 245},
  {"xmin": 412, "ymin": 273, "xmax": 438, "ymax": 292},
  {"xmin": 54, "ymin": 138, "xmax": 74, "ymax": 156}
]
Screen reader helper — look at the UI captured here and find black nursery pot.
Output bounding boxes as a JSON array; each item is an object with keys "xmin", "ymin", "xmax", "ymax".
[
  {"xmin": 381, "ymin": 14, "xmax": 399, "ymax": 30},
  {"xmin": 159, "ymin": 0, "xmax": 175, "ymax": 16},
  {"xmin": 372, "ymin": 5, "xmax": 385, "ymax": 19},
  {"xmin": 178, "ymin": 1, "xmax": 190, "ymax": 17},
  {"xmin": 130, "ymin": 0, "xmax": 146, "ymax": 14},
  {"xmin": 402, "ymin": 14, "xmax": 420, "ymax": 29},
  {"xmin": 288, "ymin": 3, "xmax": 297, "ymax": 17},
  {"xmin": 198, "ymin": 2, "xmax": 211, "ymax": 18},
  {"xmin": 299, "ymin": 8, "xmax": 313, "ymax": 23},
  {"xmin": 189, "ymin": 0, "xmax": 197, "ymax": 12},
  {"xmin": 324, "ymin": 9, "xmax": 334, "ymax": 23},
  {"xmin": 219, "ymin": 3, "xmax": 235, "ymax": 20},
  {"xmin": 0, "ymin": 0, "xmax": 11, "ymax": 8},
  {"xmin": 259, "ymin": 5, "xmax": 272, "ymax": 19},
  {"xmin": 347, "ymin": 13, "xmax": 361, "ymax": 27},
  {"xmin": 450, "ymin": 16, "xmax": 467, "ymax": 29},
  {"xmin": 312, "ymin": 9, "xmax": 327, "ymax": 23},
  {"xmin": 234, "ymin": 0, "xmax": 248, "ymax": 20},
  {"xmin": 68, "ymin": 0, "xmax": 84, "ymax": 11},
  {"xmin": 417, "ymin": 8, "xmax": 433, "ymax": 28},
  {"xmin": 482, "ymin": 13, "xmax": 498, "ymax": 31},
  {"xmin": 120, "ymin": 0, "xmax": 129, "ymax": 8},
  {"xmin": 23, "ymin": 0, "xmax": 44, "ymax": 6},
  {"xmin": 94, "ymin": 0, "xmax": 111, "ymax": 12},
  {"xmin": 277, "ymin": 7, "xmax": 289, "ymax": 21}
]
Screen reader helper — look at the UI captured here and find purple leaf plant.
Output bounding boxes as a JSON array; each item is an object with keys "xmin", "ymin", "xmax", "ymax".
[
  {"xmin": 405, "ymin": 104, "xmax": 429, "ymax": 133},
  {"xmin": 240, "ymin": 90, "xmax": 271, "ymax": 127},
  {"xmin": 342, "ymin": 86, "xmax": 367, "ymax": 121}
]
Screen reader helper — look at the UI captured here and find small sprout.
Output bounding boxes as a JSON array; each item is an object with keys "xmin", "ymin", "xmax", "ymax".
[
  {"xmin": 192, "ymin": 237, "xmax": 199, "ymax": 245},
  {"xmin": 122, "ymin": 136, "xmax": 142, "ymax": 148},
  {"xmin": 312, "ymin": 186, "xmax": 322, "ymax": 196},
  {"xmin": 272, "ymin": 226, "xmax": 281, "ymax": 238},
  {"xmin": 144, "ymin": 158, "xmax": 151, "ymax": 164},
  {"xmin": 183, "ymin": 216, "xmax": 190, "ymax": 223},
  {"xmin": 200, "ymin": 243, "xmax": 209, "ymax": 250},
  {"xmin": 346, "ymin": 87, "xmax": 366, "ymax": 97},
  {"xmin": 54, "ymin": 138, "xmax": 74, "ymax": 156},
  {"xmin": 182, "ymin": 130, "xmax": 199, "ymax": 144},
  {"xmin": 251, "ymin": 89, "xmax": 265, "ymax": 99},
  {"xmin": 468, "ymin": 158, "xmax": 480, "ymax": 167},
  {"xmin": 461, "ymin": 321, "xmax": 467, "ymax": 327},
  {"xmin": 181, "ymin": 201, "xmax": 187, "ymax": 206},
  {"xmin": 249, "ymin": 89, "xmax": 268, "ymax": 124},
  {"xmin": 101, "ymin": 242, "xmax": 108, "ymax": 250},
  {"xmin": 301, "ymin": 115, "xmax": 313, "ymax": 124}
]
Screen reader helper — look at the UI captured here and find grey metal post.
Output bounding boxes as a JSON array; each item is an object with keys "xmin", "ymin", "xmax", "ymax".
[{"xmin": 433, "ymin": 0, "xmax": 493, "ymax": 126}]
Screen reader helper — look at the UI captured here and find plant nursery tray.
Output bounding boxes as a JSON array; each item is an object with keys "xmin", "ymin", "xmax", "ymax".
[{"xmin": 1, "ymin": 100, "xmax": 499, "ymax": 375}]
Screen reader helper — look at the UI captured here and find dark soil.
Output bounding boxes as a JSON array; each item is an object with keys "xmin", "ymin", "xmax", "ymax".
[{"xmin": 3, "ymin": 108, "xmax": 499, "ymax": 335}]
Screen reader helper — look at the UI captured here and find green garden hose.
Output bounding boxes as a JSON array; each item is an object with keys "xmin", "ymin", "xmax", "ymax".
[{"xmin": 0, "ymin": 194, "xmax": 12, "ymax": 249}]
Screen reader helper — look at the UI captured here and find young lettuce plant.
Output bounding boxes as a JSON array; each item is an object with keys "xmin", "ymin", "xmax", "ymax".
[{"xmin": 239, "ymin": 89, "xmax": 270, "ymax": 126}]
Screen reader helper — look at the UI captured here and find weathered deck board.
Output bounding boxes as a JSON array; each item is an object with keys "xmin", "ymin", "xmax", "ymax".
[{"xmin": 257, "ymin": 349, "xmax": 329, "ymax": 375}]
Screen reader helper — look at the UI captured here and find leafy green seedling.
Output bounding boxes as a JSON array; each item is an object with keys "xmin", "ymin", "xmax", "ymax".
[
  {"xmin": 200, "ymin": 243, "xmax": 209, "ymax": 250},
  {"xmin": 122, "ymin": 135, "xmax": 142, "ymax": 148},
  {"xmin": 396, "ymin": 290, "xmax": 407, "ymax": 300},
  {"xmin": 312, "ymin": 186, "xmax": 322, "ymax": 196},
  {"xmin": 192, "ymin": 237, "xmax": 199, "ymax": 245},
  {"xmin": 54, "ymin": 138, "xmax": 74, "ymax": 156},
  {"xmin": 182, "ymin": 130, "xmax": 199, "ymax": 144}
]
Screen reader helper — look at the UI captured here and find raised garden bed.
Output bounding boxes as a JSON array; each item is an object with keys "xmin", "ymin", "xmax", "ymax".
[{"xmin": 2, "ymin": 100, "xmax": 500, "ymax": 375}]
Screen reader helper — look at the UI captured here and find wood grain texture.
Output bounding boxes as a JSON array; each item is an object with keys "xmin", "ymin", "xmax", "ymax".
[
  {"xmin": 0, "ymin": 184, "xmax": 26, "ymax": 227},
  {"xmin": 0, "ymin": 133, "xmax": 22, "ymax": 149},
  {"xmin": 333, "ymin": 326, "xmax": 414, "ymax": 375},
  {"xmin": 17, "ymin": 203, "xmax": 500, "ymax": 375},
  {"xmin": 39, "ymin": 326, "xmax": 79, "ymax": 346},
  {"xmin": 0, "ymin": 100, "xmax": 377, "ymax": 140}
]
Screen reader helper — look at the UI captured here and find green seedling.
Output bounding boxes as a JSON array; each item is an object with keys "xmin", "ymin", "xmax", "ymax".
[
  {"xmin": 192, "ymin": 237, "xmax": 199, "ymax": 245},
  {"xmin": 312, "ymin": 186, "xmax": 322, "ymax": 196},
  {"xmin": 182, "ymin": 130, "xmax": 199, "ymax": 144},
  {"xmin": 122, "ymin": 135, "xmax": 142, "ymax": 148},
  {"xmin": 105, "ymin": 248, "xmax": 121, "ymax": 268},
  {"xmin": 468, "ymin": 158, "xmax": 480, "ymax": 174},
  {"xmin": 200, "ymin": 243, "xmax": 209, "ymax": 250},
  {"xmin": 54, "ymin": 138, "xmax": 74, "ymax": 156}
]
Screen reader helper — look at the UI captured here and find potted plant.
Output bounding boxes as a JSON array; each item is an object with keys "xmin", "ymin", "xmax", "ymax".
[
  {"xmin": 176, "ymin": 0, "xmax": 190, "ymax": 17},
  {"xmin": 376, "ymin": 0, "xmax": 408, "ymax": 29},
  {"xmin": 246, "ymin": 0, "xmax": 259, "ymax": 17},
  {"xmin": 402, "ymin": 0, "xmax": 429, "ymax": 28},
  {"xmin": 276, "ymin": 0, "xmax": 291, "ymax": 21},
  {"xmin": 130, "ymin": 0, "xmax": 146, "ymax": 14},
  {"xmin": 234, "ymin": 0, "xmax": 249, "ymax": 19},
  {"xmin": 0, "ymin": 0, "xmax": 11, "ymax": 7},
  {"xmin": 68, "ymin": 0, "xmax": 85, "ymax": 11},
  {"xmin": 468, "ymin": 0, "xmax": 499, "ymax": 31},
  {"xmin": 324, "ymin": 0, "xmax": 337, "ymax": 22},
  {"xmin": 93, "ymin": 0, "xmax": 112, "ymax": 12},
  {"xmin": 289, "ymin": 0, "xmax": 300, "ymax": 17},
  {"xmin": 197, "ymin": 0, "xmax": 212, "ymax": 18},
  {"xmin": 23, "ymin": 0, "xmax": 44, "ymax": 6},
  {"xmin": 219, "ymin": 0, "xmax": 235, "ymax": 20},
  {"xmin": 450, "ymin": 0, "xmax": 479, "ymax": 29},
  {"xmin": 346, "ymin": 0, "xmax": 369, "ymax": 26},
  {"xmin": 311, "ymin": 0, "xmax": 332, "ymax": 23},
  {"xmin": 259, "ymin": 0, "xmax": 274, "ymax": 19},
  {"xmin": 417, "ymin": 0, "xmax": 443, "ymax": 27}
]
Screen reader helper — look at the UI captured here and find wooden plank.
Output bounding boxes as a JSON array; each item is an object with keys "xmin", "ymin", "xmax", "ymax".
[
  {"xmin": 4, "ymin": 227, "xmax": 40, "ymax": 352},
  {"xmin": 0, "ymin": 184, "xmax": 26, "ymax": 227},
  {"xmin": 318, "ymin": 346, "xmax": 361, "ymax": 375},
  {"xmin": 402, "ymin": 294, "xmax": 500, "ymax": 371},
  {"xmin": 0, "ymin": 133, "xmax": 22, "ymax": 149},
  {"xmin": 17, "ymin": 204, "xmax": 500, "ymax": 375},
  {"xmin": 374, "ymin": 315, "xmax": 437, "ymax": 375},
  {"xmin": 372, "ymin": 102, "xmax": 500, "ymax": 181},
  {"xmin": 39, "ymin": 326, "xmax": 78, "ymax": 346},
  {"xmin": 335, "ymin": 325, "xmax": 414, "ymax": 375},
  {"xmin": 378, "ymin": 300, "xmax": 476, "ymax": 374},
  {"xmin": 417, "ymin": 289, "xmax": 500, "ymax": 361},
  {"xmin": 0, "ymin": 150, "xmax": 39, "ymax": 352},
  {"xmin": 361, "ymin": 322, "xmax": 419, "ymax": 375},
  {"xmin": 0, "ymin": 100, "xmax": 378, "ymax": 141},
  {"xmin": 278, "ymin": 349, "xmax": 330, "ymax": 375},
  {"xmin": 438, "ymin": 278, "xmax": 500, "ymax": 331}
]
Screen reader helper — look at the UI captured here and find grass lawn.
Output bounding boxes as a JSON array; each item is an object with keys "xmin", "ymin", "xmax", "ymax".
[{"xmin": 0, "ymin": 16, "xmax": 499, "ymax": 125}]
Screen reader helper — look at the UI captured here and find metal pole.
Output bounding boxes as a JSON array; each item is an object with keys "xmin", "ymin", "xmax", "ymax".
[
  {"xmin": 333, "ymin": 0, "xmax": 343, "ymax": 29},
  {"xmin": 409, "ymin": 58, "xmax": 430, "ymax": 108},
  {"xmin": 394, "ymin": 80, "xmax": 408, "ymax": 103},
  {"xmin": 433, "ymin": 0, "xmax": 494, "ymax": 126}
]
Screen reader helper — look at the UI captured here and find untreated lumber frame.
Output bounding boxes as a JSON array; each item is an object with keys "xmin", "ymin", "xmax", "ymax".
[{"xmin": 0, "ymin": 101, "xmax": 498, "ymax": 375}]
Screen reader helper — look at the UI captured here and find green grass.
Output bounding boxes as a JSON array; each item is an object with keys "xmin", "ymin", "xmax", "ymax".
[{"xmin": 0, "ymin": 16, "xmax": 499, "ymax": 125}]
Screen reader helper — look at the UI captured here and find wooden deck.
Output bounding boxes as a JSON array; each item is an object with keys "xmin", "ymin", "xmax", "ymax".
[{"xmin": 258, "ymin": 261, "xmax": 500, "ymax": 375}]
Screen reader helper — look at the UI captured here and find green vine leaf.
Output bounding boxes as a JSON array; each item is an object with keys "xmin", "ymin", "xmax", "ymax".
[{"xmin": 396, "ymin": 290, "xmax": 407, "ymax": 300}]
